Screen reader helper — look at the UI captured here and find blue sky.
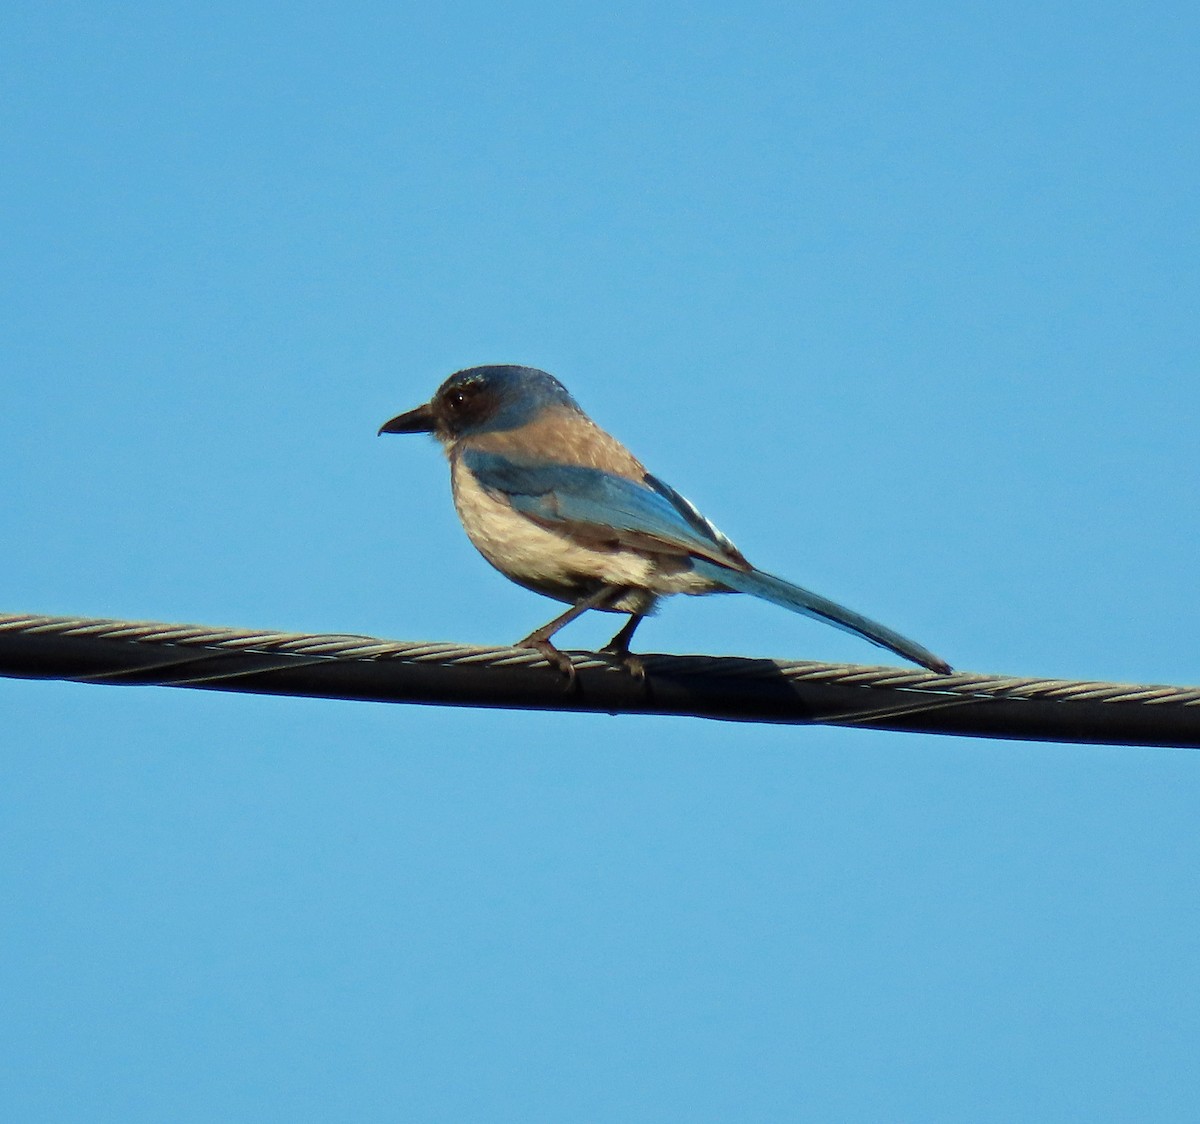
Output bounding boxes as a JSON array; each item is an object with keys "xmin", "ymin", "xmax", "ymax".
[{"xmin": 2, "ymin": 1, "xmax": 1198, "ymax": 1119}]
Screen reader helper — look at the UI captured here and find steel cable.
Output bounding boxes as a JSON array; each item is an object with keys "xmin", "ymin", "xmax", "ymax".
[{"xmin": 1, "ymin": 611, "xmax": 1197, "ymax": 747}]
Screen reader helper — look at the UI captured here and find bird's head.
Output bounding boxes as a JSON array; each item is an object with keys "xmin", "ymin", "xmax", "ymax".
[{"xmin": 378, "ymin": 365, "xmax": 579, "ymax": 444}]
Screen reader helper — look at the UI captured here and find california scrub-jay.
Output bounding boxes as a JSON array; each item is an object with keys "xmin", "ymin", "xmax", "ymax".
[{"xmin": 379, "ymin": 365, "xmax": 951, "ymax": 675}]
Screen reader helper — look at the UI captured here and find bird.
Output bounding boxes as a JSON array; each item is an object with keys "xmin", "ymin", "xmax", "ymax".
[{"xmin": 378, "ymin": 364, "xmax": 951, "ymax": 676}]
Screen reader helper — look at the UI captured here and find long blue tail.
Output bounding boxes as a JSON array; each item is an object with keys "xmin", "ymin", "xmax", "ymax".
[{"xmin": 691, "ymin": 559, "xmax": 951, "ymax": 673}]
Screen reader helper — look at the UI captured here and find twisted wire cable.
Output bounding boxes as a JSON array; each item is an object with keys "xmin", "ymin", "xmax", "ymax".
[{"xmin": 1, "ymin": 611, "xmax": 1197, "ymax": 747}]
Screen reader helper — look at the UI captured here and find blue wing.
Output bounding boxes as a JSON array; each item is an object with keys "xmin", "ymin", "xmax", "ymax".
[
  {"xmin": 462, "ymin": 448, "xmax": 951, "ymax": 672},
  {"xmin": 461, "ymin": 449, "xmax": 748, "ymax": 567}
]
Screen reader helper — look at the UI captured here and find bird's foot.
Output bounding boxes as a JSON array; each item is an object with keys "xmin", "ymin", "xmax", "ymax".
[
  {"xmin": 601, "ymin": 641, "xmax": 646, "ymax": 682},
  {"xmin": 518, "ymin": 636, "xmax": 578, "ymax": 689}
]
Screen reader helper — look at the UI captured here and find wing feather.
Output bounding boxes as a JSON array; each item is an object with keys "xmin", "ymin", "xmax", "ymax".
[{"xmin": 462, "ymin": 449, "xmax": 747, "ymax": 568}]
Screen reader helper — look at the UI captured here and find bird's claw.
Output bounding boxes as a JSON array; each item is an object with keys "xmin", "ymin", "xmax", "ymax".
[
  {"xmin": 520, "ymin": 638, "xmax": 579, "ymax": 690},
  {"xmin": 601, "ymin": 643, "xmax": 647, "ymax": 682}
]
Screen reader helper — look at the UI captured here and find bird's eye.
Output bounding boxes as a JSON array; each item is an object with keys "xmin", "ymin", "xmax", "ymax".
[{"xmin": 444, "ymin": 384, "xmax": 482, "ymax": 415}]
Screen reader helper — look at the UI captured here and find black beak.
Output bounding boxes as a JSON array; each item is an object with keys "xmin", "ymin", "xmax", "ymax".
[{"xmin": 378, "ymin": 402, "xmax": 436, "ymax": 436}]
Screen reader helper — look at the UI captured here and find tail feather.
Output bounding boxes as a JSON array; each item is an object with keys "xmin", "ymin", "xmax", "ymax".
[{"xmin": 692, "ymin": 559, "xmax": 951, "ymax": 674}]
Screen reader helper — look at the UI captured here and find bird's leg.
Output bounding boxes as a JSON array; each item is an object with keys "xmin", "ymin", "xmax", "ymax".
[
  {"xmin": 602, "ymin": 613, "xmax": 646, "ymax": 679},
  {"xmin": 517, "ymin": 584, "xmax": 625, "ymax": 683}
]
